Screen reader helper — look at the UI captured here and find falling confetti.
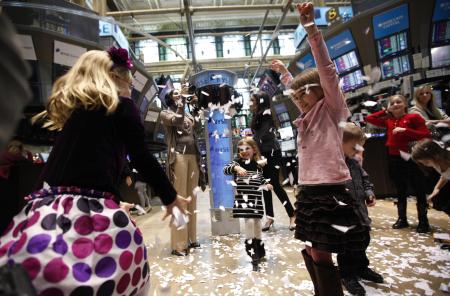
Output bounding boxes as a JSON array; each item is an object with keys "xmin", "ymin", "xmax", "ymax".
[
  {"xmin": 282, "ymin": 179, "xmax": 290, "ymax": 185},
  {"xmin": 338, "ymin": 121, "xmax": 347, "ymax": 128},
  {"xmin": 399, "ymin": 150, "xmax": 411, "ymax": 161},
  {"xmin": 331, "ymin": 224, "xmax": 355, "ymax": 233},
  {"xmin": 219, "ymin": 205, "xmax": 226, "ymax": 211},
  {"xmin": 201, "ymin": 91, "xmax": 210, "ymax": 96},
  {"xmin": 303, "ymin": 21, "xmax": 315, "ymax": 27},
  {"xmin": 365, "ymin": 27, "xmax": 370, "ymax": 35},
  {"xmin": 274, "ymin": 165, "xmax": 280, "ymax": 169},
  {"xmin": 355, "ymin": 144, "xmax": 365, "ymax": 152}
]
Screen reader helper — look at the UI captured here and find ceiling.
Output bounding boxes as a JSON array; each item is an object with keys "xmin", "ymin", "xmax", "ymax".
[{"xmin": 107, "ymin": 0, "xmax": 351, "ymax": 35}]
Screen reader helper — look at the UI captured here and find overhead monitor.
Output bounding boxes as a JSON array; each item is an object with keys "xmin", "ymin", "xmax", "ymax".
[
  {"xmin": 334, "ymin": 50, "xmax": 359, "ymax": 74},
  {"xmin": 431, "ymin": 45, "xmax": 450, "ymax": 68},
  {"xmin": 372, "ymin": 4, "xmax": 409, "ymax": 40},
  {"xmin": 340, "ymin": 69, "xmax": 365, "ymax": 92},
  {"xmin": 273, "ymin": 102, "xmax": 288, "ymax": 114},
  {"xmin": 325, "ymin": 30, "xmax": 356, "ymax": 59},
  {"xmin": 432, "ymin": 20, "xmax": 450, "ymax": 44},
  {"xmin": 377, "ymin": 31, "xmax": 408, "ymax": 59},
  {"xmin": 381, "ymin": 55, "xmax": 410, "ymax": 79}
]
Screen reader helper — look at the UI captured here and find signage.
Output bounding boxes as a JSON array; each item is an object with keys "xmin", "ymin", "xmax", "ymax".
[
  {"xmin": 53, "ymin": 40, "xmax": 86, "ymax": 67},
  {"xmin": 338, "ymin": 6, "xmax": 354, "ymax": 22},
  {"xmin": 190, "ymin": 70, "xmax": 237, "ymax": 89},
  {"xmin": 207, "ymin": 110, "xmax": 234, "ymax": 209},
  {"xmin": 314, "ymin": 7, "xmax": 331, "ymax": 26},
  {"xmin": 17, "ymin": 35, "xmax": 36, "ymax": 61},
  {"xmin": 296, "ymin": 53, "xmax": 316, "ymax": 70},
  {"xmin": 373, "ymin": 4, "xmax": 409, "ymax": 39},
  {"xmin": 433, "ymin": 0, "xmax": 450, "ymax": 22},
  {"xmin": 99, "ymin": 19, "xmax": 129, "ymax": 50},
  {"xmin": 325, "ymin": 29, "xmax": 356, "ymax": 59},
  {"xmin": 293, "ymin": 25, "xmax": 307, "ymax": 49}
]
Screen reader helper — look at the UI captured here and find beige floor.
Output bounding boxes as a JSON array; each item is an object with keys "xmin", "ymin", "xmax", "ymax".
[{"xmin": 135, "ymin": 188, "xmax": 450, "ymax": 296}]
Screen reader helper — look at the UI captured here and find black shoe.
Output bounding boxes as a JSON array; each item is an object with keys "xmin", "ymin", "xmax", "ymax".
[
  {"xmin": 342, "ymin": 277, "xmax": 366, "ymax": 296},
  {"xmin": 188, "ymin": 242, "xmax": 201, "ymax": 248},
  {"xmin": 392, "ymin": 217, "xmax": 409, "ymax": 229},
  {"xmin": 416, "ymin": 222, "xmax": 430, "ymax": 233},
  {"xmin": 262, "ymin": 220, "xmax": 274, "ymax": 232},
  {"xmin": 359, "ymin": 267, "xmax": 384, "ymax": 283},
  {"xmin": 171, "ymin": 250, "xmax": 187, "ymax": 256}
]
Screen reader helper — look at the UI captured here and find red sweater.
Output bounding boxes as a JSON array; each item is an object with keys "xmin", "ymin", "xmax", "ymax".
[{"xmin": 366, "ymin": 110, "xmax": 430, "ymax": 155}]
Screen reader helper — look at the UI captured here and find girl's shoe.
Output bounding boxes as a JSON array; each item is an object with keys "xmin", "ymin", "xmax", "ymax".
[
  {"xmin": 171, "ymin": 250, "xmax": 187, "ymax": 256},
  {"xmin": 188, "ymin": 242, "xmax": 201, "ymax": 249},
  {"xmin": 262, "ymin": 220, "xmax": 274, "ymax": 232},
  {"xmin": 289, "ymin": 216, "xmax": 296, "ymax": 231}
]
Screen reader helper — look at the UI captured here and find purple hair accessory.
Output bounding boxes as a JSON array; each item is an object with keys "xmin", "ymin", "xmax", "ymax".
[{"xmin": 107, "ymin": 47, "xmax": 133, "ymax": 70}]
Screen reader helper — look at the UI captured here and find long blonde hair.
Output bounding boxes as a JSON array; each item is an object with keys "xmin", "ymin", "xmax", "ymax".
[
  {"xmin": 33, "ymin": 50, "xmax": 119, "ymax": 130},
  {"xmin": 413, "ymin": 85, "xmax": 443, "ymax": 120}
]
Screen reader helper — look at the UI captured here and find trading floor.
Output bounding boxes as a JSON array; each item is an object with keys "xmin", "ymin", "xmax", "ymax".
[{"xmin": 137, "ymin": 189, "xmax": 449, "ymax": 296}]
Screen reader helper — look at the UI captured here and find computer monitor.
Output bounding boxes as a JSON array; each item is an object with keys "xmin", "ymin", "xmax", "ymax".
[
  {"xmin": 377, "ymin": 31, "xmax": 408, "ymax": 59},
  {"xmin": 334, "ymin": 50, "xmax": 359, "ymax": 74},
  {"xmin": 381, "ymin": 55, "xmax": 410, "ymax": 79},
  {"xmin": 431, "ymin": 45, "xmax": 450, "ymax": 68},
  {"xmin": 278, "ymin": 126, "xmax": 294, "ymax": 140},
  {"xmin": 280, "ymin": 139, "xmax": 296, "ymax": 152},
  {"xmin": 432, "ymin": 20, "xmax": 450, "ymax": 44},
  {"xmin": 340, "ymin": 70, "xmax": 365, "ymax": 92}
]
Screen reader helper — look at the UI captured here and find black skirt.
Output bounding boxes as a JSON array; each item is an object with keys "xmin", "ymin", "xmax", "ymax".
[{"xmin": 294, "ymin": 185, "xmax": 369, "ymax": 253}]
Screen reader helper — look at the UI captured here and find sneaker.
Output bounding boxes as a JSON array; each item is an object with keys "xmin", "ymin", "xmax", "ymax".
[
  {"xmin": 392, "ymin": 217, "xmax": 409, "ymax": 229},
  {"xmin": 342, "ymin": 277, "xmax": 366, "ymax": 296},
  {"xmin": 359, "ymin": 267, "xmax": 384, "ymax": 283}
]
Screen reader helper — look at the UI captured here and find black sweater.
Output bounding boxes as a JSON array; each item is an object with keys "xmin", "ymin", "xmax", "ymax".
[
  {"xmin": 38, "ymin": 97, "xmax": 177, "ymax": 205},
  {"xmin": 252, "ymin": 113, "xmax": 280, "ymax": 153}
]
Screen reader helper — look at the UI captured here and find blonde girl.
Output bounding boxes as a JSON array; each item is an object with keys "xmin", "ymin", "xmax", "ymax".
[
  {"xmin": 224, "ymin": 137, "xmax": 272, "ymax": 271},
  {"xmin": 0, "ymin": 48, "xmax": 187, "ymax": 295}
]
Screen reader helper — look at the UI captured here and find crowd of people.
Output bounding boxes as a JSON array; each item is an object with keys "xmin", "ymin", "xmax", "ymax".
[{"xmin": 0, "ymin": 2, "xmax": 448, "ymax": 296}]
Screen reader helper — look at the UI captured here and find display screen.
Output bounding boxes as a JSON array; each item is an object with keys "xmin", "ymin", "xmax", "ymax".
[
  {"xmin": 278, "ymin": 126, "xmax": 294, "ymax": 140},
  {"xmin": 280, "ymin": 139, "xmax": 296, "ymax": 152},
  {"xmin": 334, "ymin": 50, "xmax": 359, "ymax": 74},
  {"xmin": 277, "ymin": 112, "xmax": 290, "ymax": 122},
  {"xmin": 432, "ymin": 21, "xmax": 450, "ymax": 44},
  {"xmin": 431, "ymin": 45, "xmax": 450, "ymax": 68},
  {"xmin": 273, "ymin": 102, "xmax": 288, "ymax": 114},
  {"xmin": 381, "ymin": 55, "xmax": 410, "ymax": 78},
  {"xmin": 340, "ymin": 70, "xmax": 365, "ymax": 92},
  {"xmin": 377, "ymin": 31, "xmax": 408, "ymax": 59}
]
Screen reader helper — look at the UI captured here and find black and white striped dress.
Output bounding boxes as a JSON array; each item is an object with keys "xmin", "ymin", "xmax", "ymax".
[{"xmin": 224, "ymin": 159, "xmax": 266, "ymax": 219}]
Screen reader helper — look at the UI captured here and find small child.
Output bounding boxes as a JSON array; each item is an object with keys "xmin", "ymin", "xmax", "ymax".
[
  {"xmin": 223, "ymin": 137, "xmax": 272, "ymax": 271},
  {"xmin": 339, "ymin": 123, "xmax": 384, "ymax": 295},
  {"xmin": 366, "ymin": 94, "xmax": 431, "ymax": 232},
  {"xmin": 412, "ymin": 139, "xmax": 450, "ymax": 216}
]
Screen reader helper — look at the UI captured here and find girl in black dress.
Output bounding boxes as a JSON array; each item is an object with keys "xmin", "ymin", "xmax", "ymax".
[
  {"xmin": 250, "ymin": 91, "xmax": 295, "ymax": 231},
  {"xmin": 224, "ymin": 137, "xmax": 272, "ymax": 271}
]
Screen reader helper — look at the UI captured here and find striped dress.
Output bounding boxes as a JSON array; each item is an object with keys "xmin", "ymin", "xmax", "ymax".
[{"xmin": 223, "ymin": 159, "xmax": 266, "ymax": 219}]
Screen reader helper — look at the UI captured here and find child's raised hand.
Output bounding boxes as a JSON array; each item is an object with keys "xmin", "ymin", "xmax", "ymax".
[
  {"xmin": 270, "ymin": 59, "xmax": 288, "ymax": 75},
  {"xmin": 296, "ymin": 2, "xmax": 315, "ymax": 29},
  {"xmin": 234, "ymin": 166, "xmax": 247, "ymax": 176}
]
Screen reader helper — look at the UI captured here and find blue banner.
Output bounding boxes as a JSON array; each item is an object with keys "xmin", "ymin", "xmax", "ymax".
[
  {"xmin": 190, "ymin": 70, "xmax": 237, "ymax": 89},
  {"xmin": 207, "ymin": 110, "xmax": 234, "ymax": 208},
  {"xmin": 373, "ymin": 4, "xmax": 409, "ymax": 39},
  {"xmin": 325, "ymin": 30, "xmax": 356, "ymax": 59},
  {"xmin": 296, "ymin": 53, "xmax": 316, "ymax": 70},
  {"xmin": 433, "ymin": 0, "xmax": 450, "ymax": 21}
]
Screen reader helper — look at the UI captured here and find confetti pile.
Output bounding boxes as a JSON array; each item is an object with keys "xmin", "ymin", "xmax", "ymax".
[{"xmin": 135, "ymin": 193, "xmax": 449, "ymax": 296}]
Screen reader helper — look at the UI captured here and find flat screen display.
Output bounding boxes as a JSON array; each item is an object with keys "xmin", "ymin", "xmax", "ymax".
[
  {"xmin": 273, "ymin": 102, "xmax": 288, "ymax": 114},
  {"xmin": 280, "ymin": 139, "xmax": 296, "ymax": 152},
  {"xmin": 334, "ymin": 50, "xmax": 359, "ymax": 74},
  {"xmin": 278, "ymin": 126, "xmax": 294, "ymax": 140},
  {"xmin": 381, "ymin": 55, "xmax": 410, "ymax": 79},
  {"xmin": 432, "ymin": 21, "xmax": 450, "ymax": 44},
  {"xmin": 377, "ymin": 31, "xmax": 408, "ymax": 59},
  {"xmin": 431, "ymin": 45, "xmax": 450, "ymax": 68},
  {"xmin": 340, "ymin": 70, "xmax": 365, "ymax": 92}
]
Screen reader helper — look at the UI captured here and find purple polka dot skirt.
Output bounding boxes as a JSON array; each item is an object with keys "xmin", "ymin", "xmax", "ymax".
[{"xmin": 0, "ymin": 187, "xmax": 150, "ymax": 296}]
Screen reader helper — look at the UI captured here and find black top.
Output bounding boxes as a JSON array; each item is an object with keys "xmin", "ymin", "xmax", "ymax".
[
  {"xmin": 252, "ymin": 113, "xmax": 280, "ymax": 153},
  {"xmin": 38, "ymin": 97, "xmax": 177, "ymax": 205}
]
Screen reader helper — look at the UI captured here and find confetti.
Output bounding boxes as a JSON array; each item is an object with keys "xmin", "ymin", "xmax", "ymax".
[
  {"xmin": 201, "ymin": 91, "xmax": 210, "ymax": 96},
  {"xmin": 191, "ymin": 171, "xmax": 195, "ymax": 178},
  {"xmin": 219, "ymin": 205, "xmax": 225, "ymax": 211},
  {"xmin": 263, "ymin": 109, "xmax": 271, "ymax": 115},
  {"xmin": 303, "ymin": 21, "xmax": 315, "ymax": 27},
  {"xmin": 365, "ymin": 27, "xmax": 370, "ymax": 35},
  {"xmin": 257, "ymin": 159, "xmax": 267, "ymax": 166},
  {"xmin": 399, "ymin": 150, "xmax": 411, "ymax": 161},
  {"xmin": 338, "ymin": 121, "xmax": 347, "ymax": 128},
  {"xmin": 274, "ymin": 165, "xmax": 280, "ymax": 169},
  {"xmin": 171, "ymin": 206, "xmax": 189, "ymax": 229},
  {"xmin": 362, "ymin": 100, "xmax": 377, "ymax": 107},
  {"xmin": 355, "ymin": 144, "xmax": 365, "ymax": 152},
  {"xmin": 286, "ymin": 162, "xmax": 291, "ymax": 167},
  {"xmin": 133, "ymin": 204, "xmax": 147, "ymax": 215},
  {"xmin": 282, "ymin": 178, "xmax": 290, "ymax": 185},
  {"xmin": 229, "ymin": 180, "xmax": 238, "ymax": 187},
  {"xmin": 243, "ymin": 194, "xmax": 248, "ymax": 202},
  {"xmin": 331, "ymin": 224, "xmax": 355, "ymax": 233},
  {"xmin": 260, "ymin": 99, "xmax": 264, "ymax": 104},
  {"xmin": 282, "ymin": 201, "xmax": 287, "ymax": 206}
]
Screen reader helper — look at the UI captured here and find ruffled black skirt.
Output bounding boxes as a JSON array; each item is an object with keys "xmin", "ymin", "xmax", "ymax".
[{"xmin": 294, "ymin": 185, "xmax": 369, "ymax": 253}]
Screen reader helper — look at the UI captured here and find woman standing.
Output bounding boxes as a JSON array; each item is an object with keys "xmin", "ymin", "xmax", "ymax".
[
  {"xmin": 250, "ymin": 91, "xmax": 295, "ymax": 231},
  {"xmin": 0, "ymin": 48, "xmax": 187, "ymax": 296},
  {"xmin": 161, "ymin": 88, "xmax": 203, "ymax": 256}
]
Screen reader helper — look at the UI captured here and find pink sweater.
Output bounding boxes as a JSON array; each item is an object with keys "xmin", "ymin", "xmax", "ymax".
[{"xmin": 292, "ymin": 31, "xmax": 351, "ymax": 185}]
